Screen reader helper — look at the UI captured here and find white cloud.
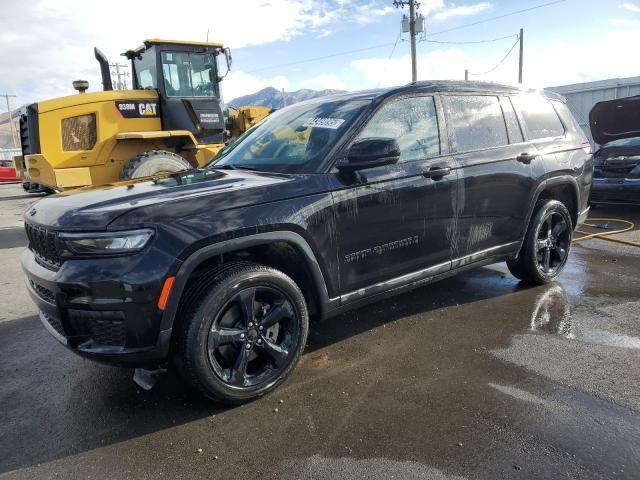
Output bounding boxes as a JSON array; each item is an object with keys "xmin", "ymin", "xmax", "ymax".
[
  {"xmin": 351, "ymin": 28, "xmax": 640, "ymax": 90},
  {"xmin": 300, "ymin": 74, "xmax": 347, "ymax": 90},
  {"xmin": 432, "ymin": 2, "xmax": 492, "ymax": 21},
  {"xmin": 0, "ymin": 0, "xmax": 394, "ymax": 106},
  {"xmin": 611, "ymin": 18, "xmax": 640, "ymax": 26},
  {"xmin": 622, "ymin": 2, "xmax": 640, "ymax": 13}
]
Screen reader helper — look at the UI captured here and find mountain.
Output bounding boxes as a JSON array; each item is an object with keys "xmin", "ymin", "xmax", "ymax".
[{"xmin": 227, "ymin": 87, "xmax": 346, "ymax": 109}]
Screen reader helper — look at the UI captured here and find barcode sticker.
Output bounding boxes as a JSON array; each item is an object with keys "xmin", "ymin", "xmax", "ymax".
[{"xmin": 302, "ymin": 117, "xmax": 346, "ymax": 129}]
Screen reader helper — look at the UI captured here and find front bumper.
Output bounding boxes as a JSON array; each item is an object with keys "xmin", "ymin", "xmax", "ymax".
[
  {"xmin": 21, "ymin": 247, "xmax": 177, "ymax": 367},
  {"xmin": 591, "ymin": 179, "xmax": 640, "ymax": 206}
]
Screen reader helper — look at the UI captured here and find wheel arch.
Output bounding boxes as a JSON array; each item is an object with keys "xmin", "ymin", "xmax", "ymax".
[
  {"xmin": 516, "ymin": 175, "xmax": 580, "ymax": 255},
  {"xmin": 160, "ymin": 231, "xmax": 334, "ymax": 332}
]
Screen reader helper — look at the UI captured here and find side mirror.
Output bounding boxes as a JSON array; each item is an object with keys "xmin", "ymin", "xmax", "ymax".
[
  {"xmin": 337, "ymin": 138, "xmax": 400, "ymax": 171},
  {"xmin": 218, "ymin": 47, "xmax": 232, "ymax": 81}
]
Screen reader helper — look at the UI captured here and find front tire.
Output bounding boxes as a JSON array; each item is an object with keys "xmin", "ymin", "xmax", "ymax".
[
  {"xmin": 120, "ymin": 150, "xmax": 192, "ymax": 179},
  {"xmin": 507, "ymin": 200, "xmax": 573, "ymax": 284},
  {"xmin": 174, "ymin": 262, "xmax": 309, "ymax": 404}
]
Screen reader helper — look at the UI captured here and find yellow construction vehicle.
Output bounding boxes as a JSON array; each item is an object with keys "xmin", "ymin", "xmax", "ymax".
[{"xmin": 14, "ymin": 39, "xmax": 271, "ymax": 191}]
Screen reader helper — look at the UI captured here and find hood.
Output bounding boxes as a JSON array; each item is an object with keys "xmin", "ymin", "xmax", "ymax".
[
  {"xmin": 25, "ymin": 168, "xmax": 293, "ymax": 229},
  {"xmin": 589, "ymin": 95, "xmax": 640, "ymax": 145}
]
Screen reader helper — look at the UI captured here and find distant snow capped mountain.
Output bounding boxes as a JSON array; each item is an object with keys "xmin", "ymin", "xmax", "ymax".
[{"xmin": 227, "ymin": 87, "xmax": 347, "ymax": 109}]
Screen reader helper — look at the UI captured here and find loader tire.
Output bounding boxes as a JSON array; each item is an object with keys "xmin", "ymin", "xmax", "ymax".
[{"xmin": 120, "ymin": 150, "xmax": 192, "ymax": 179}]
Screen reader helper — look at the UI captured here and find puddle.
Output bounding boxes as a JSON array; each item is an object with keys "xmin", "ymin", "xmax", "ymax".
[{"xmin": 528, "ymin": 283, "xmax": 640, "ymax": 350}]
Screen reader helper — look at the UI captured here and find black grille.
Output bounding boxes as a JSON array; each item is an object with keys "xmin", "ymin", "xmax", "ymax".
[
  {"xmin": 596, "ymin": 164, "xmax": 639, "ymax": 179},
  {"xmin": 42, "ymin": 312, "xmax": 66, "ymax": 337},
  {"xmin": 25, "ymin": 223, "xmax": 62, "ymax": 268},
  {"xmin": 30, "ymin": 280, "xmax": 56, "ymax": 304}
]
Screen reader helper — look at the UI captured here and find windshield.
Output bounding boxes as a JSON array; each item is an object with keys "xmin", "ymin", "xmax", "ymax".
[
  {"xmin": 212, "ymin": 98, "xmax": 369, "ymax": 173},
  {"xmin": 161, "ymin": 51, "xmax": 218, "ymax": 97},
  {"xmin": 601, "ymin": 137, "xmax": 640, "ymax": 149}
]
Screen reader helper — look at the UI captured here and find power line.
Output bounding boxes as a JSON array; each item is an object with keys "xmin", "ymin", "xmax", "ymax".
[
  {"xmin": 427, "ymin": 0, "xmax": 567, "ymax": 37},
  {"xmin": 377, "ymin": 32, "xmax": 402, "ymax": 87},
  {"xmin": 422, "ymin": 33, "xmax": 518, "ymax": 45},
  {"xmin": 242, "ymin": 0, "xmax": 566, "ymax": 75},
  {"xmin": 1, "ymin": 93, "xmax": 19, "ymax": 149},
  {"xmin": 467, "ymin": 37, "xmax": 520, "ymax": 76},
  {"xmin": 245, "ymin": 42, "xmax": 396, "ymax": 74}
]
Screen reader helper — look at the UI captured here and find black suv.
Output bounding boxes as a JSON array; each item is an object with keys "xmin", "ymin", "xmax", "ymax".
[{"xmin": 22, "ymin": 81, "xmax": 592, "ymax": 404}]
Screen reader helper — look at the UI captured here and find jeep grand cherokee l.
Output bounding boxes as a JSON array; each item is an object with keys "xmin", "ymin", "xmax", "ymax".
[{"xmin": 22, "ymin": 81, "xmax": 592, "ymax": 404}]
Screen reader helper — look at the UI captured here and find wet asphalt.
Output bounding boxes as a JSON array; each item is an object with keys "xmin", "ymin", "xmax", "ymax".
[{"xmin": 1, "ymin": 183, "xmax": 639, "ymax": 480}]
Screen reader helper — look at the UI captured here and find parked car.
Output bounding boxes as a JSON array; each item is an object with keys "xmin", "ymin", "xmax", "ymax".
[
  {"xmin": 590, "ymin": 95, "xmax": 640, "ymax": 205},
  {"xmin": 0, "ymin": 159, "xmax": 19, "ymax": 183},
  {"xmin": 21, "ymin": 81, "xmax": 592, "ymax": 404}
]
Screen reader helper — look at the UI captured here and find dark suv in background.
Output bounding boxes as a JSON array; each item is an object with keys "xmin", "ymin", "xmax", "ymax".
[
  {"xmin": 590, "ymin": 95, "xmax": 640, "ymax": 205},
  {"xmin": 22, "ymin": 81, "xmax": 592, "ymax": 404}
]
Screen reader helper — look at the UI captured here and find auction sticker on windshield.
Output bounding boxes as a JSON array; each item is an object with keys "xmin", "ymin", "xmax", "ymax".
[{"xmin": 302, "ymin": 118, "xmax": 346, "ymax": 129}]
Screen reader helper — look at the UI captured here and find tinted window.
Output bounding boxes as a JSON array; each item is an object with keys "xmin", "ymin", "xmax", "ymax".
[
  {"xmin": 448, "ymin": 96, "xmax": 508, "ymax": 151},
  {"xmin": 512, "ymin": 95, "xmax": 564, "ymax": 140},
  {"xmin": 500, "ymin": 96, "xmax": 523, "ymax": 144},
  {"xmin": 357, "ymin": 96, "xmax": 440, "ymax": 162}
]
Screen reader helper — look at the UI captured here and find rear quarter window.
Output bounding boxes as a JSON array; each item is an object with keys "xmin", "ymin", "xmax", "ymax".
[
  {"xmin": 447, "ymin": 95, "xmax": 509, "ymax": 151},
  {"xmin": 551, "ymin": 100, "xmax": 588, "ymax": 143},
  {"xmin": 511, "ymin": 94, "xmax": 565, "ymax": 140}
]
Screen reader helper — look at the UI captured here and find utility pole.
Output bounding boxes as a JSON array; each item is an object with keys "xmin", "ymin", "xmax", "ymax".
[
  {"xmin": 465, "ymin": 69, "xmax": 468, "ymax": 81},
  {"xmin": 394, "ymin": 0, "xmax": 419, "ymax": 82},
  {"xmin": 109, "ymin": 62, "xmax": 129, "ymax": 90},
  {"xmin": 518, "ymin": 28, "xmax": 523, "ymax": 84},
  {"xmin": 1, "ymin": 94, "xmax": 18, "ymax": 149}
]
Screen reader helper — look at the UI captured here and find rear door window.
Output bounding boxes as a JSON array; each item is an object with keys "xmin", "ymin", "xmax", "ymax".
[
  {"xmin": 448, "ymin": 95, "xmax": 509, "ymax": 152},
  {"xmin": 357, "ymin": 96, "xmax": 440, "ymax": 162},
  {"xmin": 511, "ymin": 95, "xmax": 565, "ymax": 140}
]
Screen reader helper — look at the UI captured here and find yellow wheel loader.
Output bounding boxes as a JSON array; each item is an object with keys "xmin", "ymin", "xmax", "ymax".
[{"xmin": 14, "ymin": 39, "xmax": 271, "ymax": 191}]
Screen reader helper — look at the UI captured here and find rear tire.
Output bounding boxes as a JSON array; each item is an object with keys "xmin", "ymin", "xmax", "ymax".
[
  {"xmin": 174, "ymin": 262, "xmax": 309, "ymax": 404},
  {"xmin": 507, "ymin": 200, "xmax": 573, "ymax": 284},
  {"xmin": 120, "ymin": 150, "xmax": 192, "ymax": 179}
]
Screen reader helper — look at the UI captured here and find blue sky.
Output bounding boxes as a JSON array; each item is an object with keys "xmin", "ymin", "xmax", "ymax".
[{"xmin": 1, "ymin": 0, "xmax": 639, "ymax": 107}]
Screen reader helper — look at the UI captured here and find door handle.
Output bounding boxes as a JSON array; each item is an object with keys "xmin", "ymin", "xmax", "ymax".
[
  {"xmin": 423, "ymin": 166, "xmax": 451, "ymax": 179},
  {"xmin": 517, "ymin": 152, "xmax": 538, "ymax": 164}
]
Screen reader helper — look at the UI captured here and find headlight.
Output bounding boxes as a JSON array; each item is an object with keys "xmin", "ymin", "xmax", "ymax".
[{"xmin": 59, "ymin": 229, "xmax": 154, "ymax": 255}]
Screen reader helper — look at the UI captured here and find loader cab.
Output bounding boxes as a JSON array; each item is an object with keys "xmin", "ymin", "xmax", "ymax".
[{"xmin": 124, "ymin": 39, "xmax": 230, "ymax": 144}]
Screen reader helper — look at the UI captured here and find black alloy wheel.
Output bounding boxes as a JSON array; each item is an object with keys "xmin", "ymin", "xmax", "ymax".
[
  {"xmin": 175, "ymin": 262, "xmax": 308, "ymax": 404},
  {"xmin": 507, "ymin": 200, "xmax": 573, "ymax": 284},
  {"xmin": 207, "ymin": 286, "xmax": 299, "ymax": 389},
  {"xmin": 535, "ymin": 211, "xmax": 571, "ymax": 275}
]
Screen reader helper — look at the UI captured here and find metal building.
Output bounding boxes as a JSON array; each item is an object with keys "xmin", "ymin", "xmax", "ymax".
[{"xmin": 546, "ymin": 76, "xmax": 640, "ymax": 146}]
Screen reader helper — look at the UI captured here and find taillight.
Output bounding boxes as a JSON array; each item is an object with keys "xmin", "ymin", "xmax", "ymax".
[{"xmin": 581, "ymin": 143, "xmax": 593, "ymax": 155}]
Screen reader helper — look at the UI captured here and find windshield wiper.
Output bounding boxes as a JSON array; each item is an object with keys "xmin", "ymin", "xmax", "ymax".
[{"xmin": 213, "ymin": 164, "xmax": 236, "ymax": 170}]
